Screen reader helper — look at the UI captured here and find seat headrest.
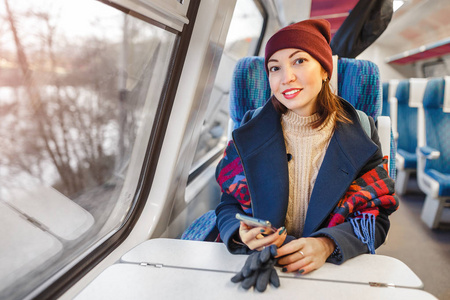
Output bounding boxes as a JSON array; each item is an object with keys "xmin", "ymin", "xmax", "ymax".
[
  {"xmin": 230, "ymin": 57, "xmax": 271, "ymax": 129},
  {"xmin": 337, "ymin": 58, "xmax": 381, "ymax": 120},
  {"xmin": 395, "ymin": 80, "xmax": 410, "ymax": 105},
  {"xmin": 408, "ymin": 78, "xmax": 428, "ymax": 108},
  {"xmin": 423, "ymin": 78, "xmax": 445, "ymax": 109}
]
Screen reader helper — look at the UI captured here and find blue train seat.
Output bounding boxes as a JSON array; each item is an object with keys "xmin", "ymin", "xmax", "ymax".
[
  {"xmin": 227, "ymin": 56, "xmax": 271, "ymax": 138},
  {"xmin": 394, "ymin": 78, "xmax": 429, "ymax": 195},
  {"xmin": 182, "ymin": 56, "xmax": 394, "ymax": 240},
  {"xmin": 417, "ymin": 77, "xmax": 450, "ymax": 229},
  {"xmin": 382, "ymin": 82, "xmax": 390, "ymax": 117},
  {"xmin": 394, "ymin": 80, "xmax": 417, "ymax": 194},
  {"xmin": 337, "ymin": 58, "xmax": 395, "ymax": 179}
]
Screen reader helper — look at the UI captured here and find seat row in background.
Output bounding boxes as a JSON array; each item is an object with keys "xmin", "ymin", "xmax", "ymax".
[{"xmin": 382, "ymin": 77, "xmax": 450, "ymax": 229}]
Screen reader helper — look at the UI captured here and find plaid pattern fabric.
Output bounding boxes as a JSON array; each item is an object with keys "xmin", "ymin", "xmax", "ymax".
[
  {"xmin": 229, "ymin": 57, "xmax": 271, "ymax": 130},
  {"xmin": 326, "ymin": 162, "xmax": 399, "ymax": 253},
  {"xmin": 326, "ymin": 162, "xmax": 398, "ymax": 225}
]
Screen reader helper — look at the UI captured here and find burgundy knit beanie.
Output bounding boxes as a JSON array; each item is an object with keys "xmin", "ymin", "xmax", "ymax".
[{"xmin": 264, "ymin": 19, "xmax": 333, "ymax": 78}]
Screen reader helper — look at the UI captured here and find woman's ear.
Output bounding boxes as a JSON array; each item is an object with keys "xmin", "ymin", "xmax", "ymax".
[{"xmin": 321, "ymin": 68, "xmax": 328, "ymax": 81}]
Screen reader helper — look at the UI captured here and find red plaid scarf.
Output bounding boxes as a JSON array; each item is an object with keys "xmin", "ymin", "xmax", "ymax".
[{"xmin": 326, "ymin": 159, "xmax": 399, "ymax": 253}]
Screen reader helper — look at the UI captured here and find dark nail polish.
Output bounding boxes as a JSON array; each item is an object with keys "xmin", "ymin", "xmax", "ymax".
[
  {"xmin": 298, "ymin": 269, "xmax": 304, "ymax": 274},
  {"xmin": 278, "ymin": 227, "xmax": 285, "ymax": 235},
  {"xmin": 260, "ymin": 229, "xmax": 265, "ymax": 232},
  {"xmin": 282, "ymin": 268, "xmax": 287, "ymax": 272}
]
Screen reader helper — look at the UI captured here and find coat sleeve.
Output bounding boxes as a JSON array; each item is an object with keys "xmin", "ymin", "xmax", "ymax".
[
  {"xmin": 215, "ymin": 107, "xmax": 264, "ymax": 254},
  {"xmin": 214, "ymin": 141, "xmax": 253, "ymax": 254},
  {"xmin": 310, "ymin": 116, "xmax": 392, "ymax": 264},
  {"xmin": 310, "ymin": 209, "xmax": 390, "ymax": 264}
]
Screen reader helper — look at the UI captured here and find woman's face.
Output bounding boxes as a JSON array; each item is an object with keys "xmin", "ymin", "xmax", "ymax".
[{"xmin": 267, "ymin": 48, "xmax": 327, "ymax": 116}]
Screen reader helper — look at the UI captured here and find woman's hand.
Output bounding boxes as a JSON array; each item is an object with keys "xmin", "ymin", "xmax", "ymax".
[
  {"xmin": 238, "ymin": 222, "xmax": 287, "ymax": 251},
  {"xmin": 275, "ymin": 237, "xmax": 335, "ymax": 274}
]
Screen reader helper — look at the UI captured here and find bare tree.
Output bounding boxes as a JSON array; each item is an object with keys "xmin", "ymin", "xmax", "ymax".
[{"xmin": 2, "ymin": 0, "xmax": 122, "ymax": 198}]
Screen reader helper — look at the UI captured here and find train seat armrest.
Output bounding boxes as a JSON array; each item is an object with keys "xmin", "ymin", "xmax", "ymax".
[{"xmin": 419, "ymin": 146, "xmax": 440, "ymax": 160}]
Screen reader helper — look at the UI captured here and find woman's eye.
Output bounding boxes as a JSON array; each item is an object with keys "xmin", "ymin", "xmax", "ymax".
[
  {"xmin": 295, "ymin": 58, "xmax": 305, "ymax": 65},
  {"xmin": 269, "ymin": 66, "xmax": 279, "ymax": 72}
]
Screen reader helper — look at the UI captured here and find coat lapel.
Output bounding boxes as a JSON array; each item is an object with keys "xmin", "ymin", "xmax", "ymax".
[
  {"xmin": 303, "ymin": 112, "xmax": 378, "ymax": 236},
  {"xmin": 232, "ymin": 101, "xmax": 289, "ymax": 228}
]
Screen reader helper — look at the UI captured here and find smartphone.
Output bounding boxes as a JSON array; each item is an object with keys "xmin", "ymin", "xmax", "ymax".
[{"xmin": 235, "ymin": 213, "xmax": 273, "ymax": 230}]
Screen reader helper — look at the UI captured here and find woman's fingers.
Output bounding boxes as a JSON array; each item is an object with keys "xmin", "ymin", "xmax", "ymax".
[
  {"xmin": 278, "ymin": 251, "xmax": 319, "ymax": 275},
  {"xmin": 276, "ymin": 237, "xmax": 331, "ymax": 274},
  {"xmin": 240, "ymin": 223, "xmax": 287, "ymax": 250},
  {"xmin": 281, "ymin": 259, "xmax": 314, "ymax": 275},
  {"xmin": 271, "ymin": 227, "xmax": 287, "ymax": 248},
  {"xmin": 276, "ymin": 238, "xmax": 305, "ymax": 257},
  {"xmin": 277, "ymin": 249, "xmax": 306, "ymax": 265},
  {"xmin": 240, "ymin": 224, "xmax": 268, "ymax": 242}
]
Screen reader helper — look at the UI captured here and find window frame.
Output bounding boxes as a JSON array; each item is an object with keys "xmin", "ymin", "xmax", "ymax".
[
  {"xmin": 186, "ymin": 0, "xmax": 268, "ymax": 185},
  {"xmin": 252, "ymin": 0, "xmax": 268, "ymax": 56},
  {"xmin": 109, "ymin": 0, "xmax": 191, "ymax": 32}
]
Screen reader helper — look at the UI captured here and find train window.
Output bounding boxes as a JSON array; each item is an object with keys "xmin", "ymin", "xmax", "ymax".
[
  {"xmin": 0, "ymin": 0, "xmax": 176, "ymax": 299},
  {"xmin": 189, "ymin": 0, "xmax": 265, "ymax": 177}
]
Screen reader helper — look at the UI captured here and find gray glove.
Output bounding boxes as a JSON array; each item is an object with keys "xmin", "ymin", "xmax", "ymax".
[{"xmin": 231, "ymin": 245, "xmax": 280, "ymax": 292}]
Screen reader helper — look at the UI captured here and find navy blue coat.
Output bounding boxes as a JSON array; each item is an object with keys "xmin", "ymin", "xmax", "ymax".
[{"xmin": 215, "ymin": 98, "xmax": 391, "ymax": 264}]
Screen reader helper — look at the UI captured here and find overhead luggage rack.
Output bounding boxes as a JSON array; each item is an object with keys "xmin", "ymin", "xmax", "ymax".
[{"xmin": 386, "ymin": 37, "xmax": 450, "ymax": 65}]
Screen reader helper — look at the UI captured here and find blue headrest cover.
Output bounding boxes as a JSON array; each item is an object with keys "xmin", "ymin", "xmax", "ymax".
[
  {"xmin": 423, "ymin": 77, "xmax": 445, "ymax": 109},
  {"xmin": 230, "ymin": 57, "xmax": 271, "ymax": 128},
  {"xmin": 395, "ymin": 80, "xmax": 410, "ymax": 105}
]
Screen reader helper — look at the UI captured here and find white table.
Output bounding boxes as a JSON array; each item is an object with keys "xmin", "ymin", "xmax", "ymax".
[
  {"xmin": 75, "ymin": 264, "xmax": 437, "ymax": 300},
  {"xmin": 121, "ymin": 238, "xmax": 424, "ymax": 289},
  {"xmin": 75, "ymin": 238, "xmax": 437, "ymax": 299}
]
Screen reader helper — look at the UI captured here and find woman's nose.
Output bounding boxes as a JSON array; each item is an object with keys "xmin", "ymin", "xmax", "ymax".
[{"xmin": 282, "ymin": 67, "xmax": 295, "ymax": 84}]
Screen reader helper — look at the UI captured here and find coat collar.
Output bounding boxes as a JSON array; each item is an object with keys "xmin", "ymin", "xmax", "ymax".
[{"xmin": 232, "ymin": 99, "xmax": 379, "ymax": 235}]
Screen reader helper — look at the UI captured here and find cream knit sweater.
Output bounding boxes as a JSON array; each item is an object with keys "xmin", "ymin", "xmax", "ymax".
[{"xmin": 281, "ymin": 110, "xmax": 335, "ymax": 237}]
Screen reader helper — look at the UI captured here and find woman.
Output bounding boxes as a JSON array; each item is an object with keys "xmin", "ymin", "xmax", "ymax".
[{"xmin": 215, "ymin": 19, "xmax": 398, "ymax": 275}]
